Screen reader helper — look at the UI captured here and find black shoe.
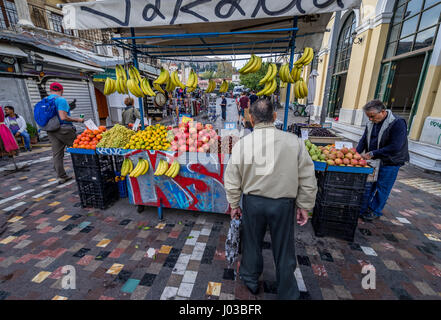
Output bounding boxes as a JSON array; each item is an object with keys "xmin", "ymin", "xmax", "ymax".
[
  {"xmin": 361, "ymin": 211, "xmax": 380, "ymax": 222},
  {"xmin": 58, "ymin": 176, "xmax": 73, "ymax": 185}
]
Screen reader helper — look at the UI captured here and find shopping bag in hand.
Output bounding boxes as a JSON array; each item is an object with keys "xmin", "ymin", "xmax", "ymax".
[{"xmin": 225, "ymin": 218, "xmax": 241, "ymax": 268}]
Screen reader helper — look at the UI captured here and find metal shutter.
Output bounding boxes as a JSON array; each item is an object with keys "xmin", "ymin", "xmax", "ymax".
[
  {"xmin": 25, "ymin": 78, "xmax": 42, "ymax": 108},
  {"xmin": 45, "ymin": 79, "xmax": 98, "ymax": 129}
]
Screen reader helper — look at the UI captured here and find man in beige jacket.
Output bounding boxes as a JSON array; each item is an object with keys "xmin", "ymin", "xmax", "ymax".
[{"xmin": 224, "ymin": 98, "xmax": 317, "ymax": 299}]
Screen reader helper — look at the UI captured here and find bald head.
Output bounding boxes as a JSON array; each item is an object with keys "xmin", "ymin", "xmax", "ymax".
[{"xmin": 249, "ymin": 98, "xmax": 276, "ymax": 124}]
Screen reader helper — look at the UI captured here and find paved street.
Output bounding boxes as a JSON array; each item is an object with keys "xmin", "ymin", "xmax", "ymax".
[{"xmin": 0, "ymin": 103, "xmax": 441, "ymax": 300}]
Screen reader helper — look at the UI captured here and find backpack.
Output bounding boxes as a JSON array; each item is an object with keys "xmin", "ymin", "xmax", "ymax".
[{"xmin": 34, "ymin": 96, "xmax": 60, "ymax": 132}]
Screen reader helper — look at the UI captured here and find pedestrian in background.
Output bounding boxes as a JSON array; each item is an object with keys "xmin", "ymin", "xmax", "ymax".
[
  {"xmin": 121, "ymin": 97, "xmax": 141, "ymax": 126},
  {"xmin": 220, "ymin": 95, "xmax": 227, "ymax": 121},
  {"xmin": 224, "ymin": 98, "xmax": 317, "ymax": 299},
  {"xmin": 46, "ymin": 82, "xmax": 84, "ymax": 184},
  {"xmin": 357, "ymin": 99, "xmax": 409, "ymax": 222},
  {"xmin": 249, "ymin": 90, "xmax": 258, "ymax": 106},
  {"xmin": 4, "ymin": 106, "xmax": 32, "ymax": 152}
]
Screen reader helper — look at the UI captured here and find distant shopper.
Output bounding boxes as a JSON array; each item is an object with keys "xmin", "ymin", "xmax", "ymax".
[
  {"xmin": 220, "ymin": 95, "xmax": 227, "ymax": 121},
  {"xmin": 46, "ymin": 82, "xmax": 84, "ymax": 184},
  {"xmin": 121, "ymin": 97, "xmax": 141, "ymax": 126},
  {"xmin": 224, "ymin": 98, "xmax": 317, "ymax": 299},
  {"xmin": 249, "ymin": 90, "xmax": 258, "ymax": 105},
  {"xmin": 4, "ymin": 106, "xmax": 31, "ymax": 152},
  {"xmin": 357, "ymin": 100, "xmax": 409, "ymax": 222},
  {"xmin": 238, "ymin": 91, "xmax": 250, "ymax": 123}
]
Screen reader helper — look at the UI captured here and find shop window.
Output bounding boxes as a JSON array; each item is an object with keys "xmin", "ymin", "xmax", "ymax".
[
  {"xmin": 384, "ymin": 0, "xmax": 441, "ymax": 58},
  {"xmin": 334, "ymin": 12, "xmax": 356, "ymax": 74},
  {"xmin": 0, "ymin": 0, "xmax": 18, "ymax": 29}
]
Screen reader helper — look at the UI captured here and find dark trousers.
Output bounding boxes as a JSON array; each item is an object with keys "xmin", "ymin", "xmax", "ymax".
[
  {"xmin": 47, "ymin": 126, "xmax": 76, "ymax": 179},
  {"xmin": 361, "ymin": 165, "xmax": 400, "ymax": 216},
  {"xmin": 221, "ymin": 106, "xmax": 226, "ymax": 120},
  {"xmin": 240, "ymin": 194, "xmax": 299, "ymax": 300}
]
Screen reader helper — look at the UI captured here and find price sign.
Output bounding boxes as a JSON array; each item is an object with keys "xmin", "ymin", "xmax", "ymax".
[
  {"xmin": 132, "ymin": 118, "xmax": 141, "ymax": 131},
  {"xmin": 300, "ymin": 128, "xmax": 309, "ymax": 140},
  {"xmin": 322, "ymin": 122, "xmax": 332, "ymax": 129},
  {"xmin": 335, "ymin": 141, "xmax": 353, "ymax": 149},
  {"xmin": 224, "ymin": 122, "xmax": 237, "ymax": 130},
  {"xmin": 84, "ymin": 119, "xmax": 99, "ymax": 131},
  {"xmin": 181, "ymin": 116, "xmax": 193, "ymax": 124}
]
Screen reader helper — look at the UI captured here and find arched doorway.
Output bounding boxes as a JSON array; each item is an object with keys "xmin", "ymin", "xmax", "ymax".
[
  {"xmin": 328, "ymin": 12, "xmax": 357, "ymax": 118},
  {"xmin": 375, "ymin": 0, "xmax": 441, "ymax": 128}
]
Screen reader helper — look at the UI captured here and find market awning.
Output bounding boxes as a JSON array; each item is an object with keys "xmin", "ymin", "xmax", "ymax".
[
  {"xmin": 0, "ymin": 43, "xmax": 27, "ymax": 57},
  {"xmin": 62, "ymin": 0, "xmax": 361, "ymax": 57},
  {"xmin": 35, "ymin": 52, "xmax": 105, "ymax": 73}
]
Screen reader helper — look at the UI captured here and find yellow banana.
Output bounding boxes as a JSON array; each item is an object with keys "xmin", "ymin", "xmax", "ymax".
[
  {"xmin": 268, "ymin": 64, "xmax": 277, "ymax": 82},
  {"xmin": 164, "ymin": 161, "xmax": 176, "ymax": 177},
  {"xmin": 263, "ymin": 79, "xmax": 277, "ymax": 96},
  {"xmin": 104, "ymin": 78, "xmax": 116, "ymax": 95},
  {"xmin": 154, "ymin": 67, "xmax": 169, "ymax": 85},
  {"xmin": 141, "ymin": 78, "xmax": 156, "ymax": 96},
  {"xmin": 140, "ymin": 159, "xmax": 149, "ymax": 175},
  {"xmin": 303, "ymin": 48, "xmax": 314, "ymax": 65},
  {"xmin": 301, "ymin": 79, "xmax": 308, "ymax": 97},
  {"xmin": 129, "ymin": 159, "xmax": 145, "ymax": 178},
  {"xmin": 239, "ymin": 55, "xmax": 255, "ymax": 74},
  {"xmin": 159, "ymin": 160, "xmax": 169, "ymax": 175},
  {"xmin": 259, "ymin": 64, "xmax": 273, "ymax": 85},
  {"xmin": 242, "ymin": 55, "xmax": 259, "ymax": 74},
  {"xmin": 257, "ymin": 80, "xmax": 272, "ymax": 96},
  {"xmin": 127, "ymin": 79, "xmax": 144, "ymax": 97},
  {"xmin": 250, "ymin": 56, "xmax": 262, "ymax": 73},
  {"xmin": 294, "ymin": 49, "xmax": 307, "ymax": 66},
  {"xmin": 186, "ymin": 70, "xmax": 195, "ymax": 88},
  {"xmin": 153, "ymin": 83, "xmax": 165, "ymax": 94},
  {"xmin": 279, "ymin": 64, "xmax": 287, "ymax": 83},
  {"xmin": 171, "ymin": 161, "xmax": 180, "ymax": 178}
]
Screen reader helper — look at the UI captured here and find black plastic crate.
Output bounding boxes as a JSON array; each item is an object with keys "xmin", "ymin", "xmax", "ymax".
[
  {"xmin": 313, "ymin": 202, "xmax": 360, "ymax": 224},
  {"xmin": 72, "ymin": 165, "xmax": 115, "ymax": 183},
  {"xmin": 317, "ymin": 185, "xmax": 365, "ymax": 207},
  {"xmin": 113, "ymin": 156, "xmax": 125, "ymax": 172},
  {"xmin": 70, "ymin": 152, "xmax": 113, "ymax": 169},
  {"xmin": 76, "ymin": 180, "xmax": 119, "ymax": 210},
  {"xmin": 317, "ymin": 170, "xmax": 368, "ymax": 190},
  {"xmin": 312, "ymin": 217, "xmax": 357, "ymax": 242}
]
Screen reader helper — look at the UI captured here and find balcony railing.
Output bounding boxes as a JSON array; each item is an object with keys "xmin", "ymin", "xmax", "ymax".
[{"xmin": 0, "ymin": 0, "xmax": 18, "ymax": 29}]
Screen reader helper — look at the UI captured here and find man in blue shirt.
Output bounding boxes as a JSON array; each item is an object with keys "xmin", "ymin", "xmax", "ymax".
[
  {"xmin": 356, "ymin": 100, "xmax": 409, "ymax": 222},
  {"xmin": 46, "ymin": 82, "xmax": 84, "ymax": 184}
]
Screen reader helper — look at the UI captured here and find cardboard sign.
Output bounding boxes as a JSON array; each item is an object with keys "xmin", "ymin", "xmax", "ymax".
[
  {"xmin": 335, "ymin": 141, "xmax": 353, "ymax": 149},
  {"xmin": 301, "ymin": 128, "xmax": 309, "ymax": 140},
  {"xmin": 224, "ymin": 122, "xmax": 237, "ymax": 130},
  {"xmin": 132, "ymin": 118, "xmax": 141, "ymax": 131},
  {"xmin": 181, "ymin": 116, "xmax": 193, "ymax": 124},
  {"xmin": 84, "ymin": 119, "xmax": 98, "ymax": 131}
]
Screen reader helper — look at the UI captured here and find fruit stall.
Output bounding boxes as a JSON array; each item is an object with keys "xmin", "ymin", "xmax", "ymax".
[{"xmin": 62, "ymin": 0, "xmax": 367, "ymax": 240}]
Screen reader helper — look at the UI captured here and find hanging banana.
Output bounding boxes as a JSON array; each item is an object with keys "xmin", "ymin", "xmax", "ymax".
[
  {"xmin": 140, "ymin": 78, "xmax": 156, "ymax": 97},
  {"xmin": 103, "ymin": 77, "xmax": 116, "ymax": 95},
  {"xmin": 154, "ymin": 67, "xmax": 170, "ymax": 85}
]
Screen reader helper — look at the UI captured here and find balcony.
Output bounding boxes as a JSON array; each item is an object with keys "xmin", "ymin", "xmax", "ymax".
[{"xmin": 0, "ymin": 0, "xmax": 18, "ymax": 29}]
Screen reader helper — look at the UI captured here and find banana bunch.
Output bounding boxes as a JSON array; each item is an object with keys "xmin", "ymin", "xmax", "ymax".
[
  {"xmin": 291, "ymin": 65, "xmax": 303, "ymax": 82},
  {"xmin": 128, "ymin": 65, "xmax": 142, "ymax": 83},
  {"xmin": 259, "ymin": 63, "xmax": 277, "ymax": 86},
  {"xmin": 115, "ymin": 65, "xmax": 128, "ymax": 94},
  {"xmin": 205, "ymin": 79, "xmax": 216, "ymax": 93},
  {"xmin": 140, "ymin": 78, "xmax": 156, "ymax": 97},
  {"xmin": 165, "ymin": 78, "xmax": 176, "ymax": 92},
  {"xmin": 164, "ymin": 160, "xmax": 180, "ymax": 178},
  {"xmin": 127, "ymin": 67, "xmax": 145, "ymax": 98},
  {"xmin": 294, "ymin": 77, "xmax": 308, "ymax": 99},
  {"xmin": 219, "ymin": 80, "xmax": 228, "ymax": 93},
  {"xmin": 154, "ymin": 159, "xmax": 169, "ymax": 176},
  {"xmin": 170, "ymin": 70, "xmax": 186, "ymax": 89},
  {"xmin": 279, "ymin": 63, "xmax": 295, "ymax": 83},
  {"xmin": 103, "ymin": 77, "xmax": 117, "ymax": 95},
  {"xmin": 294, "ymin": 47, "xmax": 314, "ymax": 67},
  {"xmin": 239, "ymin": 54, "xmax": 262, "ymax": 74},
  {"xmin": 120, "ymin": 158, "xmax": 134, "ymax": 180},
  {"xmin": 129, "ymin": 158, "xmax": 149, "ymax": 178},
  {"xmin": 256, "ymin": 78, "xmax": 277, "ymax": 96},
  {"xmin": 186, "ymin": 70, "xmax": 198, "ymax": 93},
  {"xmin": 153, "ymin": 67, "xmax": 170, "ymax": 94}
]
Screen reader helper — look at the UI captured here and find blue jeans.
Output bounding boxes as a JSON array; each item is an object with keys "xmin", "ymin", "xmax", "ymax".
[
  {"xmin": 361, "ymin": 165, "xmax": 400, "ymax": 216},
  {"xmin": 12, "ymin": 130, "xmax": 31, "ymax": 150}
]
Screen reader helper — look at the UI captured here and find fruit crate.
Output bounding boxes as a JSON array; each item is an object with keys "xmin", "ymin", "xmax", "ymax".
[
  {"xmin": 76, "ymin": 180, "xmax": 119, "ymax": 210},
  {"xmin": 317, "ymin": 184, "xmax": 365, "ymax": 207},
  {"xmin": 312, "ymin": 201, "xmax": 360, "ymax": 224},
  {"xmin": 72, "ymin": 165, "xmax": 115, "ymax": 183},
  {"xmin": 115, "ymin": 171, "xmax": 128, "ymax": 198},
  {"xmin": 70, "ymin": 151, "xmax": 114, "ymax": 169},
  {"xmin": 316, "ymin": 170, "xmax": 369, "ymax": 190},
  {"xmin": 312, "ymin": 216, "xmax": 357, "ymax": 242}
]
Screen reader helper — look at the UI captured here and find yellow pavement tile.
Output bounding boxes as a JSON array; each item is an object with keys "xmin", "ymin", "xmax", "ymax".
[
  {"xmin": 33, "ymin": 197, "xmax": 44, "ymax": 202},
  {"xmin": 97, "ymin": 239, "xmax": 112, "ymax": 248},
  {"xmin": 19, "ymin": 176, "xmax": 27, "ymax": 180},
  {"xmin": 206, "ymin": 282, "xmax": 222, "ymax": 296},
  {"xmin": 49, "ymin": 201, "xmax": 61, "ymax": 207},
  {"xmin": 58, "ymin": 215, "xmax": 72, "ymax": 222},
  {"xmin": 8, "ymin": 216, "xmax": 22, "ymax": 223},
  {"xmin": 0, "ymin": 236, "xmax": 17, "ymax": 244},
  {"xmin": 106, "ymin": 263, "xmax": 124, "ymax": 275},
  {"xmin": 32, "ymin": 271, "xmax": 52, "ymax": 283},
  {"xmin": 52, "ymin": 295, "xmax": 68, "ymax": 300},
  {"xmin": 159, "ymin": 245, "xmax": 172, "ymax": 254},
  {"xmin": 425, "ymin": 234, "xmax": 441, "ymax": 242},
  {"xmin": 48, "ymin": 178, "xmax": 56, "ymax": 182},
  {"xmin": 155, "ymin": 223, "xmax": 166, "ymax": 229}
]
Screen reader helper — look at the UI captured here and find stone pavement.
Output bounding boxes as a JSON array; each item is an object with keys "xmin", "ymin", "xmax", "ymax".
[{"xmin": 1, "ymin": 104, "xmax": 441, "ymax": 300}]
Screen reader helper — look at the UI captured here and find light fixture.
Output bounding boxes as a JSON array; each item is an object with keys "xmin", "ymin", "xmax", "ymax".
[
  {"xmin": 1, "ymin": 56, "xmax": 15, "ymax": 65},
  {"xmin": 35, "ymin": 62, "xmax": 43, "ymax": 72},
  {"xmin": 351, "ymin": 31, "xmax": 363, "ymax": 45}
]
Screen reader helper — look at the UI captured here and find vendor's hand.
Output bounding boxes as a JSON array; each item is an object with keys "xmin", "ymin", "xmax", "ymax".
[
  {"xmin": 296, "ymin": 208, "xmax": 309, "ymax": 226},
  {"xmin": 362, "ymin": 152, "xmax": 372, "ymax": 160},
  {"xmin": 77, "ymin": 118, "xmax": 85, "ymax": 123},
  {"xmin": 230, "ymin": 207, "xmax": 242, "ymax": 220}
]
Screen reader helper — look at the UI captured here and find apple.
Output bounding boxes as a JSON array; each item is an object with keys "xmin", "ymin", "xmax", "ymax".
[
  {"xmin": 189, "ymin": 146, "xmax": 196, "ymax": 152},
  {"xmin": 349, "ymin": 147, "xmax": 356, "ymax": 154},
  {"xmin": 201, "ymin": 136, "xmax": 209, "ymax": 143},
  {"xmin": 354, "ymin": 153, "xmax": 362, "ymax": 160},
  {"xmin": 335, "ymin": 158, "xmax": 343, "ymax": 165},
  {"xmin": 359, "ymin": 159, "xmax": 367, "ymax": 166},
  {"xmin": 351, "ymin": 159, "xmax": 358, "ymax": 165},
  {"xmin": 197, "ymin": 147, "xmax": 204, "ymax": 152},
  {"xmin": 197, "ymin": 141, "xmax": 203, "ymax": 148},
  {"xmin": 347, "ymin": 164, "xmax": 353, "ymax": 167},
  {"xmin": 336, "ymin": 151, "xmax": 344, "ymax": 159},
  {"xmin": 322, "ymin": 150, "xmax": 330, "ymax": 155},
  {"xmin": 205, "ymin": 124, "xmax": 213, "ymax": 130},
  {"xmin": 189, "ymin": 127, "xmax": 197, "ymax": 134},
  {"xmin": 345, "ymin": 152, "xmax": 353, "ymax": 159},
  {"xmin": 171, "ymin": 145, "xmax": 178, "ymax": 151},
  {"xmin": 341, "ymin": 147, "xmax": 349, "ymax": 154},
  {"xmin": 191, "ymin": 133, "xmax": 198, "ymax": 140},
  {"xmin": 343, "ymin": 158, "xmax": 350, "ymax": 165},
  {"xmin": 328, "ymin": 153, "xmax": 337, "ymax": 160},
  {"xmin": 327, "ymin": 160, "xmax": 335, "ymax": 166},
  {"xmin": 202, "ymin": 144, "xmax": 210, "ymax": 152},
  {"xmin": 178, "ymin": 145, "xmax": 187, "ymax": 152}
]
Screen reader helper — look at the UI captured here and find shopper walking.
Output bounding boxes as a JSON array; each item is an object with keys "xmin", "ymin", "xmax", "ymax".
[
  {"xmin": 220, "ymin": 95, "xmax": 227, "ymax": 121},
  {"xmin": 249, "ymin": 90, "xmax": 258, "ymax": 106},
  {"xmin": 237, "ymin": 91, "xmax": 250, "ymax": 125},
  {"xmin": 357, "ymin": 99, "xmax": 409, "ymax": 222},
  {"xmin": 4, "ymin": 106, "xmax": 32, "ymax": 152},
  {"xmin": 224, "ymin": 98, "xmax": 317, "ymax": 300},
  {"xmin": 121, "ymin": 97, "xmax": 141, "ymax": 126},
  {"xmin": 46, "ymin": 82, "xmax": 84, "ymax": 184}
]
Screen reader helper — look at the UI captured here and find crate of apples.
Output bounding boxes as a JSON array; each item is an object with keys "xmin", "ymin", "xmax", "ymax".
[
  {"xmin": 73, "ymin": 126, "xmax": 107, "ymax": 150},
  {"xmin": 169, "ymin": 121, "xmax": 220, "ymax": 153},
  {"xmin": 320, "ymin": 145, "xmax": 369, "ymax": 167}
]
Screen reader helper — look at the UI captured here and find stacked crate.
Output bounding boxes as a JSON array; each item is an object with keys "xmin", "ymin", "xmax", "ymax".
[
  {"xmin": 312, "ymin": 170, "xmax": 369, "ymax": 242},
  {"xmin": 71, "ymin": 152, "xmax": 119, "ymax": 210},
  {"xmin": 112, "ymin": 155, "xmax": 128, "ymax": 198}
]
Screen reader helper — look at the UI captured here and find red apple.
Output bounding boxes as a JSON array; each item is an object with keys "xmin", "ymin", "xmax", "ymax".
[
  {"xmin": 178, "ymin": 145, "xmax": 187, "ymax": 152},
  {"xmin": 322, "ymin": 150, "xmax": 330, "ymax": 155},
  {"xmin": 335, "ymin": 158, "xmax": 343, "ymax": 165},
  {"xmin": 345, "ymin": 153, "xmax": 353, "ymax": 160},
  {"xmin": 349, "ymin": 147, "xmax": 356, "ymax": 154},
  {"xmin": 343, "ymin": 158, "xmax": 350, "ymax": 165},
  {"xmin": 354, "ymin": 153, "xmax": 362, "ymax": 160},
  {"xmin": 205, "ymin": 124, "xmax": 213, "ymax": 130},
  {"xmin": 341, "ymin": 147, "xmax": 349, "ymax": 154},
  {"xmin": 359, "ymin": 159, "xmax": 367, "ymax": 166},
  {"xmin": 189, "ymin": 146, "xmax": 196, "ymax": 152},
  {"xmin": 351, "ymin": 159, "xmax": 358, "ymax": 165},
  {"xmin": 197, "ymin": 147, "xmax": 204, "ymax": 152},
  {"xmin": 197, "ymin": 141, "xmax": 203, "ymax": 148},
  {"xmin": 328, "ymin": 153, "xmax": 337, "ymax": 160},
  {"xmin": 171, "ymin": 145, "xmax": 178, "ymax": 151},
  {"xmin": 336, "ymin": 151, "xmax": 344, "ymax": 159}
]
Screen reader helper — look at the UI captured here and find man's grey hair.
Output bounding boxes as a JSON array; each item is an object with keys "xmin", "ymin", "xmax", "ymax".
[
  {"xmin": 363, "ymin": 99, "xmax": 386, "ymax": 113},
  {"xmin": 250, "ymin": 98, "xmax": 274, "ymax": 124}
]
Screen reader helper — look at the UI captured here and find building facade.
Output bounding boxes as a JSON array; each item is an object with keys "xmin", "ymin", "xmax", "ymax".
[{"xmin": 308, "ymin": 0, "xmax": 441, "ymax": 171}]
